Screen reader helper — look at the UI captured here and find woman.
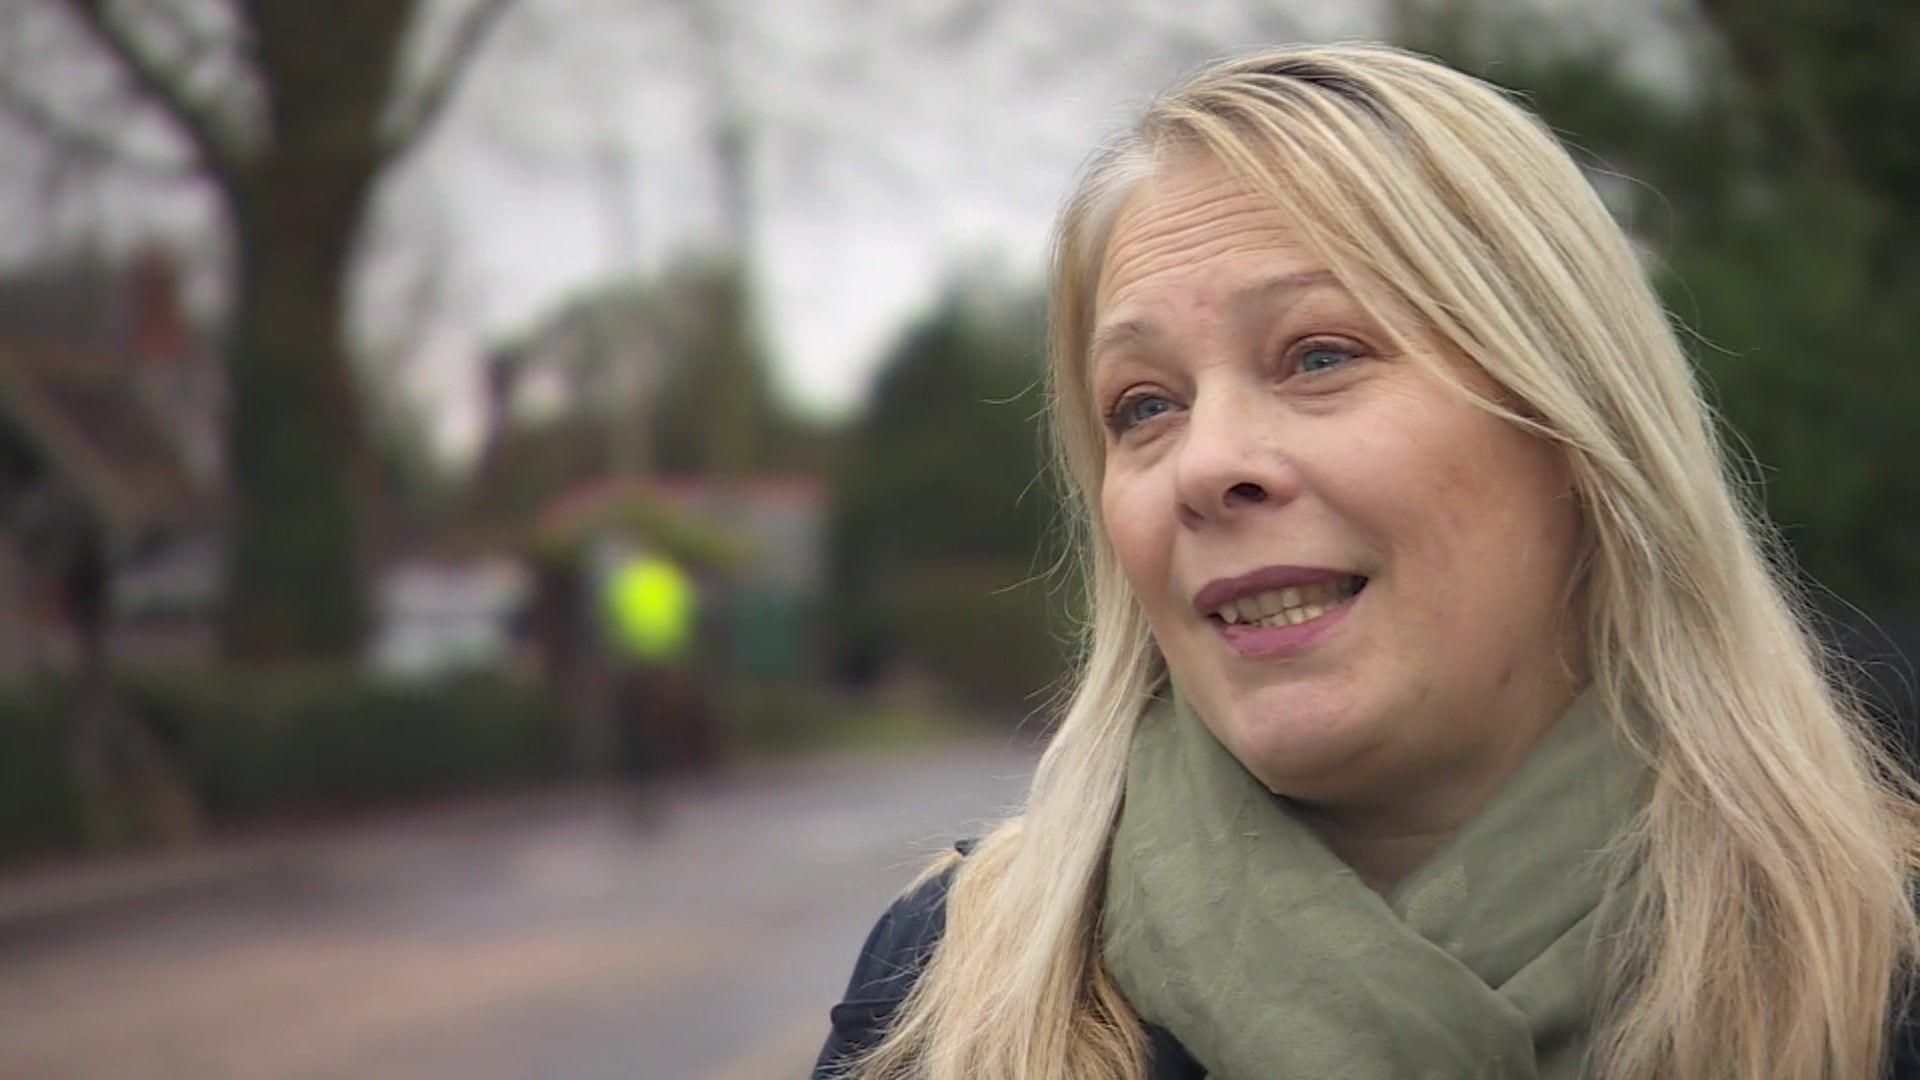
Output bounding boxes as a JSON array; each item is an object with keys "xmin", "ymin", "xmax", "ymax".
[{"xmin": 815, "ymin": 43, "xmax": 1920, "ymax": 1079}]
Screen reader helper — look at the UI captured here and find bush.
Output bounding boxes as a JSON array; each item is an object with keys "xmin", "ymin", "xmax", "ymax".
[
  {"xmin": 0, "ymin": 667, "xmax": 563, "ymax": 860},
  {"xmin": 130, "ymin": 666, "xmax": 562, "ymax": 820},
  {"xmin": 0, "ymin": 682, "xmax": 86, "ymax": 856},
  {"xmin": 879, "ymin": 561, "xmax": 1073, "ymax": 716},
  {"xmin": 720, "ymin": 681, "xmax": 975, "ymax": 756}
]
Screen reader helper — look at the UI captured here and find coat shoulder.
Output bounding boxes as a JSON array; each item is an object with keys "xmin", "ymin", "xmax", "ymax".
[
  {"xmin": 811, "ymin": 843, "xmax": 967, "ymax": 1078},
  {"xmin": 811, "ymin": 839, "xmax": 1204, "ymax": 1080},
  {"xmin": 1896, "ymin": 979, "xmax": 1920, "ymax": 1079}
]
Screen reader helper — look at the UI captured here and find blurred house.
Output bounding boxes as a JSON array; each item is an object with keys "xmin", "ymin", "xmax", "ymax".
[
  {"xmin": 0, "ymin": 250, "xmax": 225, "ymax": 677},
  {"xmin": 518, "ymin": 473, "xmax": 821, "ymax": 772},
  {"xmin": 529, "ymin": 473, "xmax": 825, "ymax": 680},
  {"xmin": 653, "ymin": 474, "xmax": 825, "ymax": 681},
  {"xmin": 448, "ymin": 260, "xmax": 827, "ymax": 765},
  {"xmin": 370, "ymin": 554, "xmax": 533, "ymax": 680}
]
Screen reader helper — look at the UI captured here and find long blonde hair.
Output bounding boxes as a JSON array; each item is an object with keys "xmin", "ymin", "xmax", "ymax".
[{"xmin": 850, "ymin": 43, "xmax": 1920, "ymax": 1080}]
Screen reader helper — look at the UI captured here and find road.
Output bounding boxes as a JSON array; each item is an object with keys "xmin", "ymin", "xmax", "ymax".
[{"xmin": 0, "ymin": 737, "xmax": 1038, "ymax": 1079}]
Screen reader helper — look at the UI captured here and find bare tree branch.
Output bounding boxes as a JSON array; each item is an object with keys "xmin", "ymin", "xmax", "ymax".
[
  {"xmin": 58, "ymin": 0, "xmax": 251, "ymax": 199},
  {"xmin": 0, "ymin": 68, "xmax": 194, "ymax": 179},
  {"xmin": 380, "ymin": 0, "xmax": 515, "ymax": 167},
  {"xmin": 143, "ymin": 0, "xmax": 233, "ymax": 66}
]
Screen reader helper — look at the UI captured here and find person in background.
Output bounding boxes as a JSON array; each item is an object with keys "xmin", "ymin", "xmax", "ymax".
[
  {"xmin": 815, "ymin": 43, "xmax": 1920, "ymax": 1080},
  {"xmin": 605, "ymin": 549, "xmax": 714, "ymax": 772}
]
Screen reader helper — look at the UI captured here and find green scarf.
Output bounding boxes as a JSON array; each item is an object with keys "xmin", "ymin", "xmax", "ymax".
[{"xmin": 1101, "ymin": 685, "xmax": 1646, "ymax": 1080}]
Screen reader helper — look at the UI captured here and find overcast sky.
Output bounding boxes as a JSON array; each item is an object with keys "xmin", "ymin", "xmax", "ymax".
[
  {"xmin": 0, "ymin": 0, "xmax": 1693, "ymax": 463},
  {"xmin": 371, "ymin": 0, "xmax": 1383, "ymax": 459}
]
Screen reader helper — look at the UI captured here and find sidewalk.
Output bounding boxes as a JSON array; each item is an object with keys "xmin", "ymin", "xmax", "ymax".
[
  {"xmin": 0, "ymin": 734, "xmax": 1014, "ymax": 938},
  {"xmin": 0, "ymin": 780, "xmax": 621, "ymax": 938},
  {"xmin": 0, "ymin": 737, "xmax": 1037, "ymax": 1079},
  {"xmin": 0, "ymin": 832, "xmax": 297, "ymax": 937}
]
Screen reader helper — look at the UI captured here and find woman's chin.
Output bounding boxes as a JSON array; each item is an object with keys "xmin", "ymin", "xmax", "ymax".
[{"xmin": 1209, "ymin": 693, "xmax": 1386, "ymax": 797}]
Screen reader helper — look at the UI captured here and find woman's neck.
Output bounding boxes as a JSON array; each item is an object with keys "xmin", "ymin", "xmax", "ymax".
[
  {"xmin": 1288, "ymin": 674, "xmax": 1586, "ymax": 895},
  {"xmin": 1292, "ymin": 812, "xmax": 1464, "ymax": 895}
]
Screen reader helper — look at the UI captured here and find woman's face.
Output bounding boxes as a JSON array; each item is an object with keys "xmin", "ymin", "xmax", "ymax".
[{"xmin": 1092, "ymin": 157, "xmax": 1586, "ymax": 819}]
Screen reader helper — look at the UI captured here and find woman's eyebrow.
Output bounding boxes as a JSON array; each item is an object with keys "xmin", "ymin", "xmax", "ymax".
[
  {"xmin": 1087, "ymin": 319, "xmax": 1162, "ymax": 372},
  {"xmin": 1088, "ymin": 268, "xmax": 1342, "ymax": 376},
  {"xmin": 1228, "ymin": 268, "xmax": 1341, "ymax": 318}
]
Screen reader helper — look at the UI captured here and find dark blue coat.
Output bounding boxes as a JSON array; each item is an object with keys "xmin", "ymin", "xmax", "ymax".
[{"xmin": 814, "ymin": 842, "xmax": 1920, "ymax": 1079}]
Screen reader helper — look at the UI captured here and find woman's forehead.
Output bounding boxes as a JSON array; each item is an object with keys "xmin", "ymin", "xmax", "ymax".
[{"xmin": 1093, "ymin": 157, "xmax": 1317, "ymax": 316}]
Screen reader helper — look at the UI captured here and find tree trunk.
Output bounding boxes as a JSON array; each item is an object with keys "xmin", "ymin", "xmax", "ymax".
[
  {"xmin": 218, "ymin": 1, "xmax": 412, "ymax": 660},
  {"xmin": 220, "ymin": 178, "xmax": 375, "ymax": 660}
]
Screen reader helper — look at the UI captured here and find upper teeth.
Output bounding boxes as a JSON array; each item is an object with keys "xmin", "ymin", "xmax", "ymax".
[{"xmin": 1214, "ymin": 578, "xmax": 1359, "ymax": 626}]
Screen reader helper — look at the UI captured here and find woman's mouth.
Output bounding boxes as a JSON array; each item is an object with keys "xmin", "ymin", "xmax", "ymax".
[
  {"xmin": 1206, "ymin": 574, "xmax": 1367, "ymax": 627},
  {"xmin": 1205, "ymin": 575, "xmax": 1367, "ymax": 658}
]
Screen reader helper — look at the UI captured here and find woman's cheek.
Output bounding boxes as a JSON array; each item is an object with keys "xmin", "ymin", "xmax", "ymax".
[{"xmin": 1102, "ymin": 474, "xmax": 1173, "ymax": 598}]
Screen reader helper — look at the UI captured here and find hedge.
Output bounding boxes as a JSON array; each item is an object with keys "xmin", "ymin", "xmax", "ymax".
[
  {"xmin": 0, "ymin": 667, "xmax": 563, "ymax": 860},
  {"xmin": 0, "ymin": 682, "xmax": 85, "ymax": 856},
  {"xmin": 877, "ymin": 561, "xmax": 1074, "ymax": 716}
]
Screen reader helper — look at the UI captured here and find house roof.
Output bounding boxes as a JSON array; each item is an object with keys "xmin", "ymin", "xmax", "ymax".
[
  {"xmin": 0, "ymin": 335, "xmax": 216, "ymax": 537},
  {"xmin": 0, "ymin": 260, "xmax": 127, "ymax": 352}
]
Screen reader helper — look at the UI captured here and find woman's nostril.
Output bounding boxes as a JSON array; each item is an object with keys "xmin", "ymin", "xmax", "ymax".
[{"xmin": 1227, "ymin": 482, "xmax": 1266, "ymax": 503}]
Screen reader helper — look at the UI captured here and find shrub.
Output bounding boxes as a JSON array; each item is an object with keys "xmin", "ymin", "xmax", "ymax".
[
  {"xmin": 129, "ymin": 666, "xmax": 562, "ymax": 820},
  {"xmin": 0, "ymin": 667, "xmax": 563, "ymax": 860},
  {"xmin": 878, "ymin": 561, "xmax": 1072, "ymax": 717},
  {"xmin": 0, "ymin": 681, "xmax": 85, "ymax": 856}
]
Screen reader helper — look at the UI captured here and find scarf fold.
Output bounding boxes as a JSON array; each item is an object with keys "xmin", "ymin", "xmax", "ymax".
[{"xmin": 1100, "ymin": 685, "xmax": 1646, "ymax": 1080}]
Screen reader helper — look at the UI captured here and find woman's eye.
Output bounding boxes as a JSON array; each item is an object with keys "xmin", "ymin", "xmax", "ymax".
[
  {"xmin": 1129, "ymin": 397, "xmax": 1174, "ymax": 423},
  {"xmin": 1106, "ymin": 393, "xmax": 1175, "ymax": 434},
  {"xmin": 1298, "ymin": 343, "xmax": 1358, "ymax": 375}
]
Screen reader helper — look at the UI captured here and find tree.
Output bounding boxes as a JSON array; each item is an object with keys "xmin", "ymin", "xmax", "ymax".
[
  {"xmin": 0, "ymin": 0, "xmax": 515, "ymax": 660},
  {"xmin": 468, "ymin": 252, "xmax": 819, "ymax": 531},
  {"xmin": 829, "ymin": 277, "xmax": 1070, "ymax": 707},
  {"xmin": 646, "ymin": 255, "xmax": 796, "ymax": 478},
  {"xmin": 1678, "ymin": 1, "xmax": 1920, "ymax": 608},
  {"xmin": 835, "ymin": 280, "xmax": 1052, "ymax": 582},
  {"xmin": 1390, "ymin": 0, "xmax": 1920, "ymax": 612}
]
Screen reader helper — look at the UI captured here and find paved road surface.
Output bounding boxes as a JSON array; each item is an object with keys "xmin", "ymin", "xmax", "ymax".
[{"xmin": 0, "ymin": 738, "xmax": 1038, "ymax": 1079}]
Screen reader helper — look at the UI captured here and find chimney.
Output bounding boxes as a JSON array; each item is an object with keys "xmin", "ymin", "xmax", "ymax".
[{"xmin": 127, "ymin": 247, "xmax": 190, "ymax": 368}]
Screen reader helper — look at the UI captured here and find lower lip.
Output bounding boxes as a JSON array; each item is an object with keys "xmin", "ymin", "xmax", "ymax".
[{"xmin": 1213, "ymin": 587, "xmax": 1362, "ymax": 660}]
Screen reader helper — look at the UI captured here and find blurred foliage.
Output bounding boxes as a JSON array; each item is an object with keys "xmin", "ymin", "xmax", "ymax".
[
  {"xmin": 647, "ymin": 256, "xmax": 796, "ymax": 478},
  {"xmin": 0, "ymin": 670, "xmax": 560, "ymax": 859},
  {"xmin": 0, "ymin": 684, "xmax": 84, "ymax": 856},
  {"xmin": 135, "ymin": 668, "xmax": 561, "ymax": 818},
  {"xmin": 878, "ymin": 561, "xmax": 1071, "ymax": 714},
  {"xmin": 834, "ymin": 279, "xmax": 1054, "ymax": 580},
  {"xmin": 463, "ymin": 415, "xmax": 613, "ymax": 538},
  {"xmin": 468, "ymin": 256, "xmax": 839, "ymax": 535},
  {"xmin": 718, "ymin": 682, "xmax": 974, "ymax": 756},
  {"xmin": 1394, "ymin": 0, "xmax": 1920, "ymax": 610},
  {"xmin": 829, "ymin": 278, "xmax": 1073, "ymax": 711}
]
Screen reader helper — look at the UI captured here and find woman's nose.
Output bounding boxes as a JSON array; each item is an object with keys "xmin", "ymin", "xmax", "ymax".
[{"xmin": 1173, "ymin": 395, "xmax": 1295, "ymax": 527}]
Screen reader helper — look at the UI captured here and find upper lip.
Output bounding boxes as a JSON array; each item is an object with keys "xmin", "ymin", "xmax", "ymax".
[{"xmin": 1190, "ymin": 565, "xmax": 1362, "ymax": 618}]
